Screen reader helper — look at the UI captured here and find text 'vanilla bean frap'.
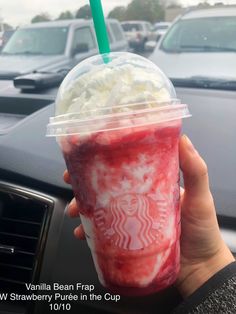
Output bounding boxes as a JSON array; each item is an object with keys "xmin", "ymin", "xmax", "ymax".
[{"xmin": 47, "ymin": 52, "xmax": 191, "ymax": 296}]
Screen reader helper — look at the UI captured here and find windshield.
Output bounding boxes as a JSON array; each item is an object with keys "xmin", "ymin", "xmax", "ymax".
[
  {"xmin": 0, "ymin": 2, "xmax": 235, "ymax": 90},
  {"xmin": 161, "ymin": 17, "xmax": 236, "ymax": 53},
  {"xmin": 121, "ymin": 23, "xmax": 142, "ymax": 32},
  {"xmin": 2, "ymin": 26, "xmax": 68, "ymax": 55}
]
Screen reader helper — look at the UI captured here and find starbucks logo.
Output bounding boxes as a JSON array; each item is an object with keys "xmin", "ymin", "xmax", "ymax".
[{"xmin": 94, "ymin": 194, "xmax": 167, "ymax": 250}]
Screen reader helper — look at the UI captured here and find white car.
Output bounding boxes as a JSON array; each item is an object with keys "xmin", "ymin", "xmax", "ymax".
[
  {"xmin": 149, "ymin": 7, "xmax": 236, "ymax": 83},
  {"xmin": 0, "ymin": 31, "xmax": 3, "ymax": 48},
  {"xmin": 121, "ymin": 21, "xmax": 153, "ymax": 51}
]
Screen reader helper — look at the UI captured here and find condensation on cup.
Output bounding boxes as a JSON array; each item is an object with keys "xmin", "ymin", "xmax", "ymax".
[{"xmin": 47, "ymin": 52, "xmax": 191, "ymax": 296}]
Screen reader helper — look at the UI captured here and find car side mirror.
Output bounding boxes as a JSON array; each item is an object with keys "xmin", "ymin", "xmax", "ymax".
[{"xmin": 72, "ymin": 43, "xmax": 89, "ymax": 56}]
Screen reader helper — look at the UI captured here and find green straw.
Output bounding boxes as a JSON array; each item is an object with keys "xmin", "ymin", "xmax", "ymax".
[{"xmin": 89, "ymin": 0, "xmax": 110, "ymax": 55}]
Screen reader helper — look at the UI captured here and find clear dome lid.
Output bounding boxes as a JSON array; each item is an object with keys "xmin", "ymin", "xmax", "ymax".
[
  {"xmin": 55, "ymin": 52, "xmax": 177, "ymax": 116},
  {"xmin": 47, "ymin": 52, "xmax": 190, "ymax": 136}
]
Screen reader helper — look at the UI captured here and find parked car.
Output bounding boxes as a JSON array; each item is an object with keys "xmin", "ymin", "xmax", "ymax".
[
  {"xmin": 0, "ymin": 31, "xmax": 3, "ymax": 48},
  {"xmin": 149, "ymin": 7, "xmax": 236, "ymax": 82},
  {"xmin": 0, "ymin": 19, "xmax": 128, "ymax": 80},
  {"xmin": 152, "ymin": 22, "xmax": 171, "ymax": 41},
  {"xmin": 121, "ymin": 20, "xmax": 153, "ymax": 51},
  {"xmin": 0, "ymin": 29, "xmax": 15, "ymax": 50}
]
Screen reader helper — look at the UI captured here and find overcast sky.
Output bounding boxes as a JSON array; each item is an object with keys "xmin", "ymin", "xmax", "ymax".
[{"xmin": 1, "ymin": 0, "xmax": 236, "ymax": 27}]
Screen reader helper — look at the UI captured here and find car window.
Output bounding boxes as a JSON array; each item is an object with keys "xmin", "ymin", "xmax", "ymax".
[
  {"xmin": 121, "ymin": 23, "xmax": 142, "ymax": 31},
  {"xmin": 110, "ymin": 23, "xmax": 124, "ymax": 41},
  {"xmin": 145, "ymin": 23, "xmax": 151, "ymax": 31},
  {"xmin": 106, "ymin": 25, "xmax": 114, "ymax": 43},
  {"xmin": 72, "ymin": 27, "xmax": 96, "ymax": 51},
  {"xmin": 161, "ymin": 17, "xmax": 236, "ymax": 53},
  {"xmin": 2, "ymin": 27, "xmax": 68, "ymax": 55},
  {"xmin": 3, "ymin": 30, "xmax": 14, "ymax": 42}
]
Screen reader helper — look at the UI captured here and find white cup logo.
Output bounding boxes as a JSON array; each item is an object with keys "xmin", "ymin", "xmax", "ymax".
[{"xmin": 94, "ymin": 194, "xmax": 167, "ymax": 250}]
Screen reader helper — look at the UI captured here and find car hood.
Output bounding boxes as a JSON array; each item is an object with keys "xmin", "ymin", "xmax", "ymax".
[
  {"xmin": 0, "ymin": 55, "xmax": 67, "ymax": 79},
  {"xmin": 149, "ymin": 50, "xmax": 236, "ymax": 80}
]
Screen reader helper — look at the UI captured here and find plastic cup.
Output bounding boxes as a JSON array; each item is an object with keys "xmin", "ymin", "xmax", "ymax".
[{"xmin": 47, "ymin": 52, "xmax": 191, "ymax": 296}]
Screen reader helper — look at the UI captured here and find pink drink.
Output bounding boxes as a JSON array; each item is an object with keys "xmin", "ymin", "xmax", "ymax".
[
  {"xmin": 61, "ymin": 120, "xmax": 181, "ymax": 296},
  {"xmin": 47, "ymin": 52, "xmax": 190, "ymax": 296}
]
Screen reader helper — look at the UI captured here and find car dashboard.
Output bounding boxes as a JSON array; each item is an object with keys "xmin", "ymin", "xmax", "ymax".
[{"xmin": 0, "ymin": 87, "xmax": 235, "ymax": 314}]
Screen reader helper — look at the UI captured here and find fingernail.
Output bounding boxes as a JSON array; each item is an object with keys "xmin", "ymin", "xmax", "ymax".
[
  {"xmin": 66, "ymin": 199, "xmax": 75, "ymax": 215},
  {"xmin": 65, "ymin": 203, "xmax": 72, "ymax": 216},
  {"xmin": 71, "ymin": 198, "xmax": 77, "ymax": 206},
  {"xmin": 183, "ymin": 135, "xmax": 197, "ymax": 153}
]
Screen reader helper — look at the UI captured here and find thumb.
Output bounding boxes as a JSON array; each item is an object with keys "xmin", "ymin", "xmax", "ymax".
[{"xmin": 179, "ymin": 135, "xmax": 210, "ymax": 199}]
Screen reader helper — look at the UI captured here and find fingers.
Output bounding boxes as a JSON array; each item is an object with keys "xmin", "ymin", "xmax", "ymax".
[
  {"xmin": 180, "ymin": 187, "xmax": 184, "ymax": 197},
  {"xmin": 74, "ymin": 225, "xmax": 86, "ymax": 240},
  {"xmin": 66, "ymin": 198, "xmax": 80, "ymax": 217},
  {"xmin": 66, "ymin": 199, "xmax": 85, "ymax": 240},
  {"xmin": 179, "ymin": 135, "xmax": 210, "ymax": 199},
  {"xmin": 179, "ymin": 135, "xmax": 216, "ymax": 222},
  {"xmin": 63, "ymin": 171, "xmax": 85, "ymax": 240},
  {"xmin": 64, "ymin": 171, "xmax": 80, "ymax": 217},
  {"xmin": 63, "ymin": 170, "xmax": 71, "ymax": 184}
]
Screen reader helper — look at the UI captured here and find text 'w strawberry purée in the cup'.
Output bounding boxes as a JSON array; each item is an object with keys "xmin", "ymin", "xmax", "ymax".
[{"xmin": 47, "ymin": 52, "xmax": 191, "ymax": 296}]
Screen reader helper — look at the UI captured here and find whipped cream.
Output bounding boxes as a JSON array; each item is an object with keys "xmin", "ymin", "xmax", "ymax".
[{"xmin": 56, "ymin": 53, "xmax": 175, "ymax": 117}]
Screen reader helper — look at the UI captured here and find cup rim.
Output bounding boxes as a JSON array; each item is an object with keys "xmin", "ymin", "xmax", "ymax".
[{"xmin": 46, "ymin": 102, "xmax": 191, "ymax": 137}]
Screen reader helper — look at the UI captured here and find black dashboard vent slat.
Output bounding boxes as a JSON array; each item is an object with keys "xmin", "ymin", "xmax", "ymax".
[
  {"xmin": 0, "ymin": 277, "xmax": 26, "ymax": 293},
  {"xmin": 0, "ymin": 276, "xmax": 27, "ymax": 286},
  {"xmin": 0, "ymin": 187, "xmax": 52, "ymax": 294},
  {"xmin": 0, "ymin": 262, "xmax": 32, "ymax": 271},
  {"xmin": 0, "ymin": 250, "xmax": 34, "ymax": 268},
  {"xmin": 0, "ymin": 232, "xmax": 38, "ymax": 253},
  {"xmin": 0, "ymin": 263, "xmax": 32, "ymax": 282},
  {"xmin": 0, "ymin": 231, "xmax": 38, "ymax": 240},
  {"xmin": 0, "ymin": 218, "xmax": 41, "ymax": 237}
]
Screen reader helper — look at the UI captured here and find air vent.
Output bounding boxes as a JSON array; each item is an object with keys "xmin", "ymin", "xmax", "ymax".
[{"xmin": 0, "ymin": 184, "xmax": 53, "ymax": 294}]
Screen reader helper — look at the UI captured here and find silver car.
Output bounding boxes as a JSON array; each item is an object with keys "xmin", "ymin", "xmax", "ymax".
[
  {"xmin": 121, "ymin": 21, "xmax": 153, "ymax": 51},
  {"xmin": 0, "ymin": 19, "xmax": 128, "ymax": 80},
  {"xmin": 149, "ymin": 7, "xmax": 236, "ymax": 85}
]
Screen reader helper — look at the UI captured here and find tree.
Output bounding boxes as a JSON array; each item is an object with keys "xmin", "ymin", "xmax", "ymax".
[
  {"xmin": 31, "ymin": 13, "xmax": 51, "ymax": 23},
  {"xmin": 0, "ymin": 14, "xmax": 12, "ymax": 31},
  {"xmin": 75, "ymin": 5, "xmax": 91, "ymax": 19},
  {"xmin": 125, "ymin": 0, "xmax": 165, "ymax": 23},
  {"xmin": 108, "ymin": 6, "xmax": 127, "ymax": 21},
  {"xmin": 0, "ymin": 23, "xmax": 13, "ymax": 31},
  {"xmin": 197, "ymin": 1, "xmax": 211, "ymax": 8},
  {"xmin": 159, "ymin": 0, "xmax": 182, "ymax": 8},
  {"xmin": 57, "ymin": 11, "xmax": 74, "ymax": 20}
]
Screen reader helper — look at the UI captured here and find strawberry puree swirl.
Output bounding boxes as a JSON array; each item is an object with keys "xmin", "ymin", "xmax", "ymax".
[{"xmin": 62, "ymin": 121, "xmax": 181, "ymax": 295}]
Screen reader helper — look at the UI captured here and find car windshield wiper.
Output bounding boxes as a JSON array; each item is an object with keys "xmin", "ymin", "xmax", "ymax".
[
  {"xmin": 1, "ymin": 51, "xmax": 43, "ymax": 55},
  {"xmin": 180, "ymin": 45, "xmax": 236, "ymax": 52},
  {"xmin": 171, "ymin": 76, "xmax": 236, "ymax": 91},
  {"xmin": 0, "ymin": 51, "xmax": 14, "ymax": 55}
]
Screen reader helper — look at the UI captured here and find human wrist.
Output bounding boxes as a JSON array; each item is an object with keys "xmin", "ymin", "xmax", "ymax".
[{"xmin": 177, "ymin": 245, "xmax": 235, "ymax": 298}]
